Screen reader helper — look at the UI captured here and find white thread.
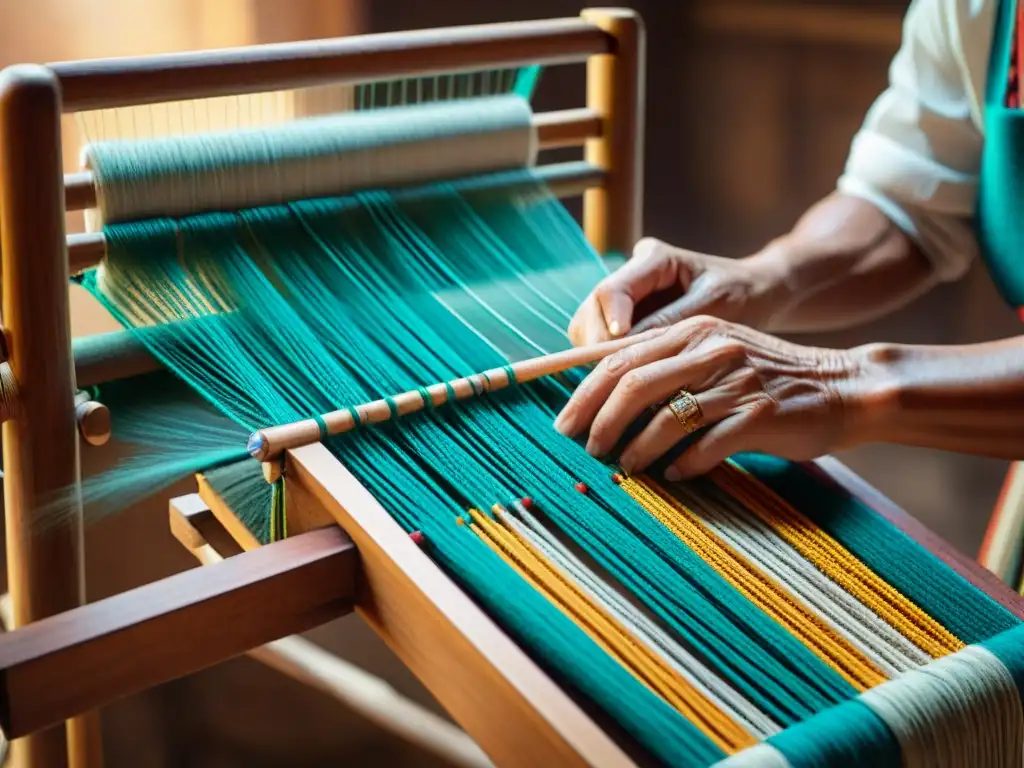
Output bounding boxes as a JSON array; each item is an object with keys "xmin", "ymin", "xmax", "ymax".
[
  {"xmin": 504, "ymin": 502, "xmax": 781, "ymax": 740},
  {"xmin": 860, "ymin": 645, "xmax": 1024, "ymax": 768},
  {"xmin": 84, "ymin": 95, "xmax": 537, "ymax": 226},
  {"xmin": 713, "ymin": 743, "xmax": 792, "ymax": 767},
  {"xmin": 675, "ymin": 481, "xmax": 931, "ymax": 676}
]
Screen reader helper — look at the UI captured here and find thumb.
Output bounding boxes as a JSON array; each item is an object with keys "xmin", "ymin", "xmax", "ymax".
[
  {"xmin": 594, "ymin": 238, "xmax": 687, "ymax": 338},
  {"xmin": 596, "ymin": 286, "xmax": 634, "ymax": 339}
]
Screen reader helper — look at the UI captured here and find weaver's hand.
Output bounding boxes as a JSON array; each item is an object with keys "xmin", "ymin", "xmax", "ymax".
[
  {"xmin": 555, "ymin": 316, "xmax": 880, "ymax": 480},
  {"xmin": 568, "ymin": 238, "xmax": 786, "ymax": 346}
]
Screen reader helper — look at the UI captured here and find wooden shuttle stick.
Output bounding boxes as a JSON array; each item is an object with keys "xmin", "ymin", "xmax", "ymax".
[{"xmin": 248, "ymin": 329, "xmax": 663, "ymax": 462}]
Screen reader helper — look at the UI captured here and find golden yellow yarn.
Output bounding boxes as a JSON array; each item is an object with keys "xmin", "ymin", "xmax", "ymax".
[
  {"xmin": 465, "ymin": 507, "xmax": 756, "ymax": 754},
  {"xmin": 622, "ymin": 476, "xmax": 888, "ymax": 691},
  {"xmin": 710, "ymin": 462, "xmax": 963, "ymax": 658}
]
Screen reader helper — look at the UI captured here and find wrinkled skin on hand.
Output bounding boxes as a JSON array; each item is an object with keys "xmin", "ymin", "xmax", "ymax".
[
  {"xmin": 568, "ymin": 238, "xmax": 785, "ymax": 346},
  {"xmin": 555, "ymin": 315, "xmax": 869, "ymax": 480}
]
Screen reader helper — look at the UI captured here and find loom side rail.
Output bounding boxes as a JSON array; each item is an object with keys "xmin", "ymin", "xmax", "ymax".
[
  {"xmin": 49, "ymin": 18, "xmax": 613, "ymax": 112},
  {"xmin": 280, "ymin": 442, "xmax": 638, "ymax": 768},
  {"xmin": 0, "ymin": 525, "xmax": 357, "ymax": 740},
  {"xmin": 168, "ymin": 495, "xmax": 493, "ymax": 768}
]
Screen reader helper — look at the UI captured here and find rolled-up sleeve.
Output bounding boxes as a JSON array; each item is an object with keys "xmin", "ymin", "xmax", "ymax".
[{"xmin": 838, "ymin": 0, "xmax": 984, "ymax": 282}]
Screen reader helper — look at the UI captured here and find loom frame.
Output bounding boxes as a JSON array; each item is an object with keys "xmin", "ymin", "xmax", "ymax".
[
  {"xmin": 0, "ymin": 7, "xmax": 1019, "ymax": 768},
  {"xmin": 0, "ymin": 9, "xmax": 642, "ymax": 767}
]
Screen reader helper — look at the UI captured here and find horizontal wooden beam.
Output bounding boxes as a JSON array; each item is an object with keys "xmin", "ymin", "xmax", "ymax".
[
  {"xmin": 49, "ymin": 19, "xmax": 611, "ymax": 112},
  {"xmin": 0, "ymin": 526, "xmax": 357, "ymax": 739}
]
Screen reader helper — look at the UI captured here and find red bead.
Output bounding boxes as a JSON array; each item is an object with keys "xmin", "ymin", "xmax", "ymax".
[
  {"xmin": 611, "ymin": 473, "xmax": 623, "ymax": 485},
  {"xmin": 409, "ymin": 530, "xmax": 425, "ymax": 546},
  {"xmin": 520, "ymin": 497, "xmax": 534, "ymax": 510},
  {"xmin": 575, "ymin": 482, "xmax": 589, "ymax": 494}
]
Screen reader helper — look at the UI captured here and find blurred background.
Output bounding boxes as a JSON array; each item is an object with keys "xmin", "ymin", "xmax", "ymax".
[{"xmin": 0, "ymin": 0, "xmax": 1019, "ymax": 765}]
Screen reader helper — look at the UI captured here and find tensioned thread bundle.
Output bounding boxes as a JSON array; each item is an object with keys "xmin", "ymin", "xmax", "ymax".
[{"xmin": 75, "ymin": 95, "xmax": 1024, "ymax": 766}]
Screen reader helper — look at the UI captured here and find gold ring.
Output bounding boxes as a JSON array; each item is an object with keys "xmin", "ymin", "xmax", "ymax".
[{"xmin": 668, "ymin": 389, "xmax": 703, "ymax": 434}]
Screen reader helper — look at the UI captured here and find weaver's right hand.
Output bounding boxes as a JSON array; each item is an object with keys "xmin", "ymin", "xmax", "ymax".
[{"xmin": 568, "ymin": 238, "xmax": 787, "ymax": 346}]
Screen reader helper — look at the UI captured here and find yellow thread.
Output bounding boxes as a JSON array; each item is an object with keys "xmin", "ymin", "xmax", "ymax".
[
  {"xmin": 623, "ymin": 477, "xmax": 887, "ymax": 691},
  {"xmin": 466, "ymin": 508, "xmax": 756, "ymax": 754},
  {"xmin": 710, "ymin": 462, "xmax": 963, "ymax": 658}
]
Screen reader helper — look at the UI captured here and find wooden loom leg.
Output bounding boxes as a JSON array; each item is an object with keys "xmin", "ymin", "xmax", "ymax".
[
  {"xmin": 581, "ymin": 8, "xmax": 646, "ymax": 257},
  {"xmin": 0, "ymin": 65, "xmax": 98, "ymax": 768}
]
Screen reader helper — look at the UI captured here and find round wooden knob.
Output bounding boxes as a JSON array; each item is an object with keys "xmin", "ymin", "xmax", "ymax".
[{"xmin": 76, "ymin": 400, "xmax": 111, "ymax": 446}]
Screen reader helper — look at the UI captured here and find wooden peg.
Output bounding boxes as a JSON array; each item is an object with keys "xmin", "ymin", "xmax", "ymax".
[{"xmin": 74, "ymin": 391, "xmax": 111, "ymax": 447}]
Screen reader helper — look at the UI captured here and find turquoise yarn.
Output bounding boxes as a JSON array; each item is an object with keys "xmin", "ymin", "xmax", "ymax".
[{"xmin": 765, "ymin": 699, "xmax": 901, "ymax": 768}]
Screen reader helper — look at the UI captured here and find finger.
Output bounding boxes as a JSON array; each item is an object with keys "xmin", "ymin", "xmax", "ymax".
[
  {"xmin": 568, "ymin": 296, "xmax": 612, "ymax": 346},
  {"xmin": 594, "ymin": 238, "xmax": 684, "ymax": 337},
  {"xmin": 617, "ymin": 394, "xmax": 706, "ymax": 474},
  {"xmin": 618, "ymin": 372, "xmax": 762, "ymax": 473},
  {"xmin": 555, "ymin": 317, "xmax": 739, "ymax": 440},
  {"xmin": 584, "ymin": 347, "xmax": 743, "ymax": 457},
  {"xmin": 555, "ymin": 325, "xmax": 697, "ymax": 439},
  {"xmin": 664, "ymin": 408, "xmax": 764, "ymax": 481}
]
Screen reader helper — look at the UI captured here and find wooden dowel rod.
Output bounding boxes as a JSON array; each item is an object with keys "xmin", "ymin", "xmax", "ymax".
[
  {"xmin": 62, "ymin": 109, "xmax": 602, "ymax": 213},
  {"xmin": 64, "ymin": 161, "xmax": 605, "ymax": 273},
  {"xmin": 72, "ymin": 331, "xmax": 161, "ymax": 388},
  {"xmin": 534, "ymin": 107, "xmax": 603, "ymax": 150},
  {"xmin": 63, "ymin": 172, "xmax": 95, "ymax": 212},
  {"xmin": 50, "ymin": 19, "xmax": 611, "ymax": 113},
  {"xmin": 249, "ymin": 329, "xmax": 665, "ymax": 462},
  {"xmin": 168, "ymin": 495, "xmax": 493, "ymax": 768},
  {"xmin": 0, "ymin": 526, "xmax": 357, "ymax": 740}
]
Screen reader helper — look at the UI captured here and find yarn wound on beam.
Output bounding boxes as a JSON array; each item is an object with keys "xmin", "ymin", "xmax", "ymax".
[{"xmin": 61, "ymin": 90, "xmax": 1024, "ymax": 767}]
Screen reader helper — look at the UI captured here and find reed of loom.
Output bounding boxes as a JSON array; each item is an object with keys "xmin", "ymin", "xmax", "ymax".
[{"xmin": 0, "ymin": 9, "xmax": 1020, "ymax": 768}]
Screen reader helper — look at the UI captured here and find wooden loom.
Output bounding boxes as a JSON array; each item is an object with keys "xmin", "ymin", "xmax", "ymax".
[{"xmin": 0, "ymin": 8, "xmax": 1021, "ymax": 768}]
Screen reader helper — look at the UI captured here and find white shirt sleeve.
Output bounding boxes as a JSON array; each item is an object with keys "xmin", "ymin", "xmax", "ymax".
[{"xmin": 838, "ymin": 0, "xmax": 985, "ymax": 282}]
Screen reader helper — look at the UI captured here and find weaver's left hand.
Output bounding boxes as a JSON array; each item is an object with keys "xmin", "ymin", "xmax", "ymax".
[{"xmin": 553, "ymin": 316, "xmax": 879, "ymax": 480}]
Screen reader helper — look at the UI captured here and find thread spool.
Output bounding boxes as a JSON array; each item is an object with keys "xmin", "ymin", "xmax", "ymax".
[
  {"xmin": 74, "ymin": 390, "xmax": 111, "ymax": 446},
  {"xmin": 84, "ymin": 95, "xmax": 538, "ymax": 226}
]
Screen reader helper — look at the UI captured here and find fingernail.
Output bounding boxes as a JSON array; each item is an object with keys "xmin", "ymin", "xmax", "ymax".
[
  {"xmin": 608, "ymin": 321, "xmax": 622, "ymax": 337},
  {"xmin": 664, "ymin": 467, "xmax": 682, "ymax": 482},
  {"xmin": 554, "ymin": 411, "xmax": 574, "ymax": 436}
]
